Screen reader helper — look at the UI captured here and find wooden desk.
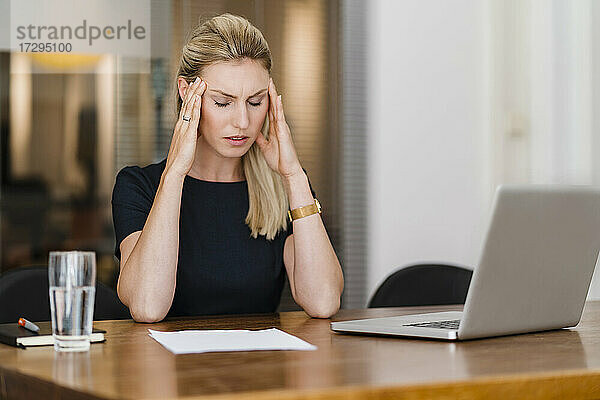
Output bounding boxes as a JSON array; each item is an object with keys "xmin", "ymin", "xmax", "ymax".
[{"xmin": 2, "ymin": 302, "xmax": 600, "ymax": 399}]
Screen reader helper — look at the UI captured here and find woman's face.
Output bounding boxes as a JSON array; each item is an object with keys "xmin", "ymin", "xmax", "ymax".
[{"xmin": 196, "ymin": 59, "xmax": 269, "ymax": 158}]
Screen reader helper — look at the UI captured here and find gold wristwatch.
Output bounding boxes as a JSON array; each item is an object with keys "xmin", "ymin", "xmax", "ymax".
[{"xmin": 288, "ymin": 198, "xmax": 322, "ymax": 222}]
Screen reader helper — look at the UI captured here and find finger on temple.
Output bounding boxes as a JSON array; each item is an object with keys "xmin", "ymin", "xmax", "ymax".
[
  {"xmin": 198, "ymin": 81, "xmax": 207, "ymax": 101},
  {"xmin": 277, "ymin": 95, "xmax": 285, "ymax": 120},
  {"xmin": 183, "ymin": 78, "xmax": 201, "ymax": 110},
  {"xmin": 268, "ymin": 79, "xmax": 278, "ymax": 118},
  {"xmin": 190, "ymin": 95, "xmax": 200, "ymax": 121},
  {"xmin": 182, "ymin": 79, "xmax": 195, "ymax": 108},
  {"xmin": 180, "ymin": 82, "xmax": 196, "ymax": 120}
]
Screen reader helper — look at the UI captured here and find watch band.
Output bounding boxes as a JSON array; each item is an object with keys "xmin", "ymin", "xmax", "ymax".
[{"xmin": 288, "ymin": 198, "xmax": 322, "ymax": 222}]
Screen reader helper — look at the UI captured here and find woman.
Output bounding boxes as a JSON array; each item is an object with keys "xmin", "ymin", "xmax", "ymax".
[{"xmin": 111, "ymin": 13, "xmax": 343, "ymax": 323}]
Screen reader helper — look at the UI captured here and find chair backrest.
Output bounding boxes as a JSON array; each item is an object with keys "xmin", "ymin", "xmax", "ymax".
[
  {"xmin": 0, "ymin": 265, "xmax": 130, "ymax": 324},
  {"xmin": 368, "ymin": 264, "xmax": 473, "ymax": 308}
]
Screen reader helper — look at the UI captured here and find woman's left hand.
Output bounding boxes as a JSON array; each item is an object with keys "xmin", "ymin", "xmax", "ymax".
[{"xmin": 255, "ymin": 78, "xmax": 303, "ymax": 178}]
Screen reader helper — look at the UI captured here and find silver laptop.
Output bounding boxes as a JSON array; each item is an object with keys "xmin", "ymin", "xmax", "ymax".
[{"xmin": 331, "ymin": 185, "xmax": 600, "ymax": 340}]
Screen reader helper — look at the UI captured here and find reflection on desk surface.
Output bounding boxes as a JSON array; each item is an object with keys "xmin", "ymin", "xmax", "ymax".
[{"xmin": 357, "ymin": 328, "xmax": 587, "ymax": 385}]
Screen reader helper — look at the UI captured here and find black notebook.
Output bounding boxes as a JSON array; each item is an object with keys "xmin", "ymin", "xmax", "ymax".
[{"xmin": 0, "ymin": 321, "xmax": 106, "ymax": 348}]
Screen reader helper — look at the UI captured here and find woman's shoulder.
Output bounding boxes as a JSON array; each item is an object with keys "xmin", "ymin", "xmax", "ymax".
[
  {"xmin": 117, "ymin": 158, "xmax": 166, "ymax": 179},
  {"xmin": 113, "ymin": 158, "xmax": 167, "ymax": 198}
]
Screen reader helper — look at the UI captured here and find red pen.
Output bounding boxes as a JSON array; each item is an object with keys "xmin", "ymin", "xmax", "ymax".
[{"xmin": 18, "ymin": 318, "xmax": 40, "ymax": 333}]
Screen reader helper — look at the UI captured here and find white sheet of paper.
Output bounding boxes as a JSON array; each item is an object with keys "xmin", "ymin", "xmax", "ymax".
[{"xmin": 148, "ymin": 328, "xmax": 317, "ymax": 354}]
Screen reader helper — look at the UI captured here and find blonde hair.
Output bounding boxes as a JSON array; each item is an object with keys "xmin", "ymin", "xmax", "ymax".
[{"xmin": 175, "ymin": 13, "xmax": 289, "ymax": 240}]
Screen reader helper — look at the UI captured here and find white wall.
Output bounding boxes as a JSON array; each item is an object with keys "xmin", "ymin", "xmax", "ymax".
[
  {"xmin": 367, "ymin": 0, "xmax": 489, "ymax": 301},
  {"xmin": 366, "ymin": 0, "xmax": 600, "ymax": 303},
  {"xmin": 585, "ymin": 0, "xmax": 600, "ymax": 299}
]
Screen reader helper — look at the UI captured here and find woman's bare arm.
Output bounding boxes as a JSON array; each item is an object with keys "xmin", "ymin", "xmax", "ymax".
[
  {"xmin": 117, "ymin": 171, "xmax": 186, "ymax": 322},
  {"xmin": 116, "ymin": 77, "xmax": 206, "ymax": 323},
  {"xmin": 282, "ymin": 171, "xmax": 344, "ymax": 318}
]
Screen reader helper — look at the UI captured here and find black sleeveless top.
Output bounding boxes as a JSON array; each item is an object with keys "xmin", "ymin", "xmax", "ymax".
[{"xmin": 111, "ymin": 158, "xmax": 315, "ymax": 317}]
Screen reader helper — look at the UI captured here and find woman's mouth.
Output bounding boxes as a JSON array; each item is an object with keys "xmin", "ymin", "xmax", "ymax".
[{"xmin": 225, "ymin": 136, "xmax": 249, "ymax": 146}]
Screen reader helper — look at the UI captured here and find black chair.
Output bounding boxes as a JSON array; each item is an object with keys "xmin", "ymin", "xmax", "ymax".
[
  {"xmin": 0, "ymin": 265, "xmax": 131, "ymax": 324},
  {"xmin": 368, "ymin": 263, "xmax": 474, "ymax": 308}
]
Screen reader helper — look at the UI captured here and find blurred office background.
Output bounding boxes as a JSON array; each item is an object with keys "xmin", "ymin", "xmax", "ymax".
[{"xmin": 0, "ymin": 0, "xmax": 600, "ymax": 312}]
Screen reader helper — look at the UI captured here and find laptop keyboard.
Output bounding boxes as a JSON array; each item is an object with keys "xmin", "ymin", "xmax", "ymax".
[{"xmin": 404, "ymin": 319, "xmax": 461, "ymax": 330}]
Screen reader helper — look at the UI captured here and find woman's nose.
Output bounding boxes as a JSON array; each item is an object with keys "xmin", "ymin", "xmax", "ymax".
[{"xmin": 232, "ymin": 103, "xmax": 250, "ymax": 130}]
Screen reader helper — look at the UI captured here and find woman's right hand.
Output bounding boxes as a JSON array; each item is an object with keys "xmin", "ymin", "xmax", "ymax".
[{"xmin": 165, "ymin": 77, "xmax": 207, "ymax": 179}]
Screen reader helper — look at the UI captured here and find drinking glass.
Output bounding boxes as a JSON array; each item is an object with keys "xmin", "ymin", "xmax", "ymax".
[{"xmin": 48, "ymin": 251, "xmax": 96, "ymax": 352}]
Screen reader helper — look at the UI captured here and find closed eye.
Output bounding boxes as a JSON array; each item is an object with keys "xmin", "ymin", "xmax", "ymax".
[{"xmin": 214, "ymin": 100, "xmax": 263, "ymax": 108}]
